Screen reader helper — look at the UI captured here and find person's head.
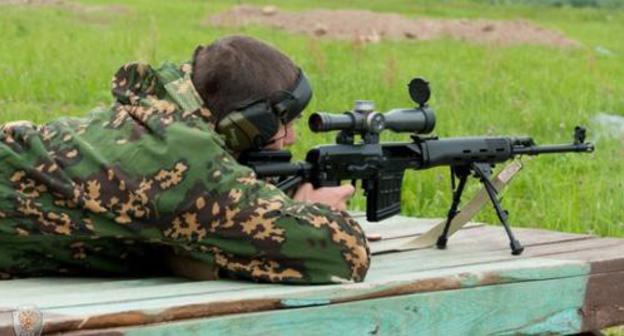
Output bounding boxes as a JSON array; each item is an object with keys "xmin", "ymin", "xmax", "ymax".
[{"xmin": 191, "ymin": 35, "xmax": 311, "ymax": 152}]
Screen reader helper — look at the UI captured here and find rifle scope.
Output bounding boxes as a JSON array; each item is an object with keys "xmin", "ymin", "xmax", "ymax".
[{"xmin": 309, "ymin": 101, "xmax": 436, "ymax": 135}]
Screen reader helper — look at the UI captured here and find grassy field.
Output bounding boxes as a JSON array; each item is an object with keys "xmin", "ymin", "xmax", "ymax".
[{"xmin": 0, "ymin": 1, "xmax": 622, "ymax": 234}]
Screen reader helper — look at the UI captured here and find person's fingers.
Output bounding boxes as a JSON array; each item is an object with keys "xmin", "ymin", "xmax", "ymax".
[
  {"xmin": 334, "ymin": 184, "xmax": 355, "ymax": 203},
  {"xmin": 299, "ymin": 183, "xmax": 313, "ymax": 192},
  {"xmin": 342, "ymin": 184, "xmax": 355, "ymax": 197},
  {"xmin": 293, "ymin": 183, "xmax": 314, "ymax": 202},
  {"xmin": 331, "ymin": 203, "xmax": 346, "ymax": 211},
  {"xmin": 293, "ymin": 183, "xmax": 355, "ymax": 211}
]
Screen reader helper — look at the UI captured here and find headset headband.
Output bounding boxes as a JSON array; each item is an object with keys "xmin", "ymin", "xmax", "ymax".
[
  {"xmin": 216, "ymin": 69, "xmax": 313, "ymax": 152},
  {"xmin": 272, "ymin": 69, "xmax": 312, "ymax": 124}
]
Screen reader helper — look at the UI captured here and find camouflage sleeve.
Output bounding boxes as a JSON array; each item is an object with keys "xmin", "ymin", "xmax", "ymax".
[{"xmin": 161, "ymin": 141, "xmax": 371, "ymax": 284}]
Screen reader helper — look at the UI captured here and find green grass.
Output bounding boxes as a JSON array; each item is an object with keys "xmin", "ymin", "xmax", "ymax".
[{"xmin": 1, "ymin": 0, "xmax": 622, "ymax": 242}]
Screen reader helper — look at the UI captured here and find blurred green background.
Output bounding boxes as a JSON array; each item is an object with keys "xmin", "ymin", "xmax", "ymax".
[{"xmin": 2, "ymin": 0, "xmax": 621, "ymax": 234}]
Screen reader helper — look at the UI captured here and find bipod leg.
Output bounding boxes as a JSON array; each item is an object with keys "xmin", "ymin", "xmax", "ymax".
[
  {"xmin": 472, "ymin": 163, "xmax": 524, "ymax": 255},
  {"xmin": 437, "ymin": 166, "xmax": 469, "ymax": 249}
]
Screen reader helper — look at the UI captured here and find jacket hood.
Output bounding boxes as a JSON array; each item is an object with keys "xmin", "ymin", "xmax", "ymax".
[{"xmin": 110, "ymin": 61, "xmax": 216, "ymax": 126}]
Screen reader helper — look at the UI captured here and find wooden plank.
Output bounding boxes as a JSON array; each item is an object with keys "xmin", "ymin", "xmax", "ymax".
[
  {"xmin": 581, "ymin": 270, "xmax": 624, "ymax": 330},
  {"xmin": 359, "ymin": 217, "xmax": 445, "ymax": 239},
  {"xmin": 522, "ymin": 237, "xmax": 624, "ymax": 265},
  {"xmin": 0, "ymin": 278, "xmax": 187, "ymax": 297},
  {"xmin": 64, "ymin": 275, "xmax": 588, "ymax": 336},
  {"xmin": 372, "ymin": 229, "xmax": 612, "ymax": 267},
  {"xmin": 0, "ymin": 280, "xmax": 270, "ymax": 307},
  {"xmin": 544, "ymin": 243, "xmax": 624, "ymax": 274},
  {"xmin": 37, "ymin": 258, "xmax": 581, "ymax": 315},
  {"xmin": 362, "ymin": 217, "xmax": 485, "ymax": 246},
  {"xmin": 370, "ymin": 222, "xmax": 594, "ymax": 254},
  {"xmin": 0, "ymin": 258, "xmax": 589, "ymax": 334},
  {"xmin": 0, "ymin": 277, "xmax": 130, "ymax": 289},
  {"xmin": 370, "ymin": 239, "xmax": 623, "ymax": 283},
  {"xmin": 368, "ymin": 226, "xmax": 601, "ymax": 278}
]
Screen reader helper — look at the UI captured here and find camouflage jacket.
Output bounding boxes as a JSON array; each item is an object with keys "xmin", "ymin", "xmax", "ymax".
[{"xmin": 0, "ymin": 61, "xmax": 370, "ymax": 284}]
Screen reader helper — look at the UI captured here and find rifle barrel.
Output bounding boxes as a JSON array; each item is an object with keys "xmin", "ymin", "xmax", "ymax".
[{"xmin": 513, "ymin": 143, "xmax": 594, "ymax": 155}]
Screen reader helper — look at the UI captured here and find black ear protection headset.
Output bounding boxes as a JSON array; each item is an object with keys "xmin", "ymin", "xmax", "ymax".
[{"xmin": 215, "ymin": 69, "xmax": 313, "ymax": 152}]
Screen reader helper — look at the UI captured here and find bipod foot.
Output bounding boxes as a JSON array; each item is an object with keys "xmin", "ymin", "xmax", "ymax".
[
  {"xmin": 472, "ymin": 163, "xmax": 525, "ymax": 256},
  {"xmin": 511, "ymin": 239, "xmax": 524, "ymax": 255},
  {"xmin": 436, "ymin": 236, "xmax": 448, "ymax": 249}
]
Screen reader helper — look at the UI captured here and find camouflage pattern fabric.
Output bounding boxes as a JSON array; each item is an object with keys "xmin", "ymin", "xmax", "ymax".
[{"xmin": 0, "ymin": 61, "xmax": 370, "ymax": 284}]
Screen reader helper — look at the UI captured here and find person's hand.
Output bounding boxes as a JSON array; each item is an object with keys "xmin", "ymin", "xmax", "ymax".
[{"xmin": 293, "ymin": 183, "xmax": 355, "ymax": 211}]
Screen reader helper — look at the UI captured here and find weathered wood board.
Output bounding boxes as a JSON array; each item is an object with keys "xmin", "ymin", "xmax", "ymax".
[{"xmin": 0, "ymin": 215, "xmax": 622, "ymax": 336}]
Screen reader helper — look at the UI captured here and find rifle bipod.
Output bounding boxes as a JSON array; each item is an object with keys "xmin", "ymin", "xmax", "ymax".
[{"xmin": 436, "ymin": 163, "xmax": 525, "ymax": 255}]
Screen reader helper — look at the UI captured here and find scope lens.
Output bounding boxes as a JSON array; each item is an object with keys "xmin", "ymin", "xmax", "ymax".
[{"xmin": 308, "ymin": 113, "xmax": 325, "ymax": 132}]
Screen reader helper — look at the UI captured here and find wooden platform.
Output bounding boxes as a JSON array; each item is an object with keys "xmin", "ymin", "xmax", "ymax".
[{"xmin": 1, "ymin": 215, "xmax": 623, "ymax": 335}]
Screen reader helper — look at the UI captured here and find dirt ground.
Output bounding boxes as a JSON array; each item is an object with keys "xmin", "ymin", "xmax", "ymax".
[
  {"xmin": 208, "ymin": 5, "xmax": 578, "ymax": 47},
  {"xmin": 0, "ymin": 0, "xmax": 127, "ymax": 16}
]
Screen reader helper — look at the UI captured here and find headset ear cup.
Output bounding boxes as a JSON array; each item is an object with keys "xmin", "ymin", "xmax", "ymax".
[
  {"xmin": 216, "ymin": 102, "xmax": 280, "ymax": 151},
  {"xmin": 216, "ymin": 112, "xmax": 252, "ymax": 152},
  {"xmin": 245, "ymin": 103, "xmax": 279, "ymax": 148}
]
